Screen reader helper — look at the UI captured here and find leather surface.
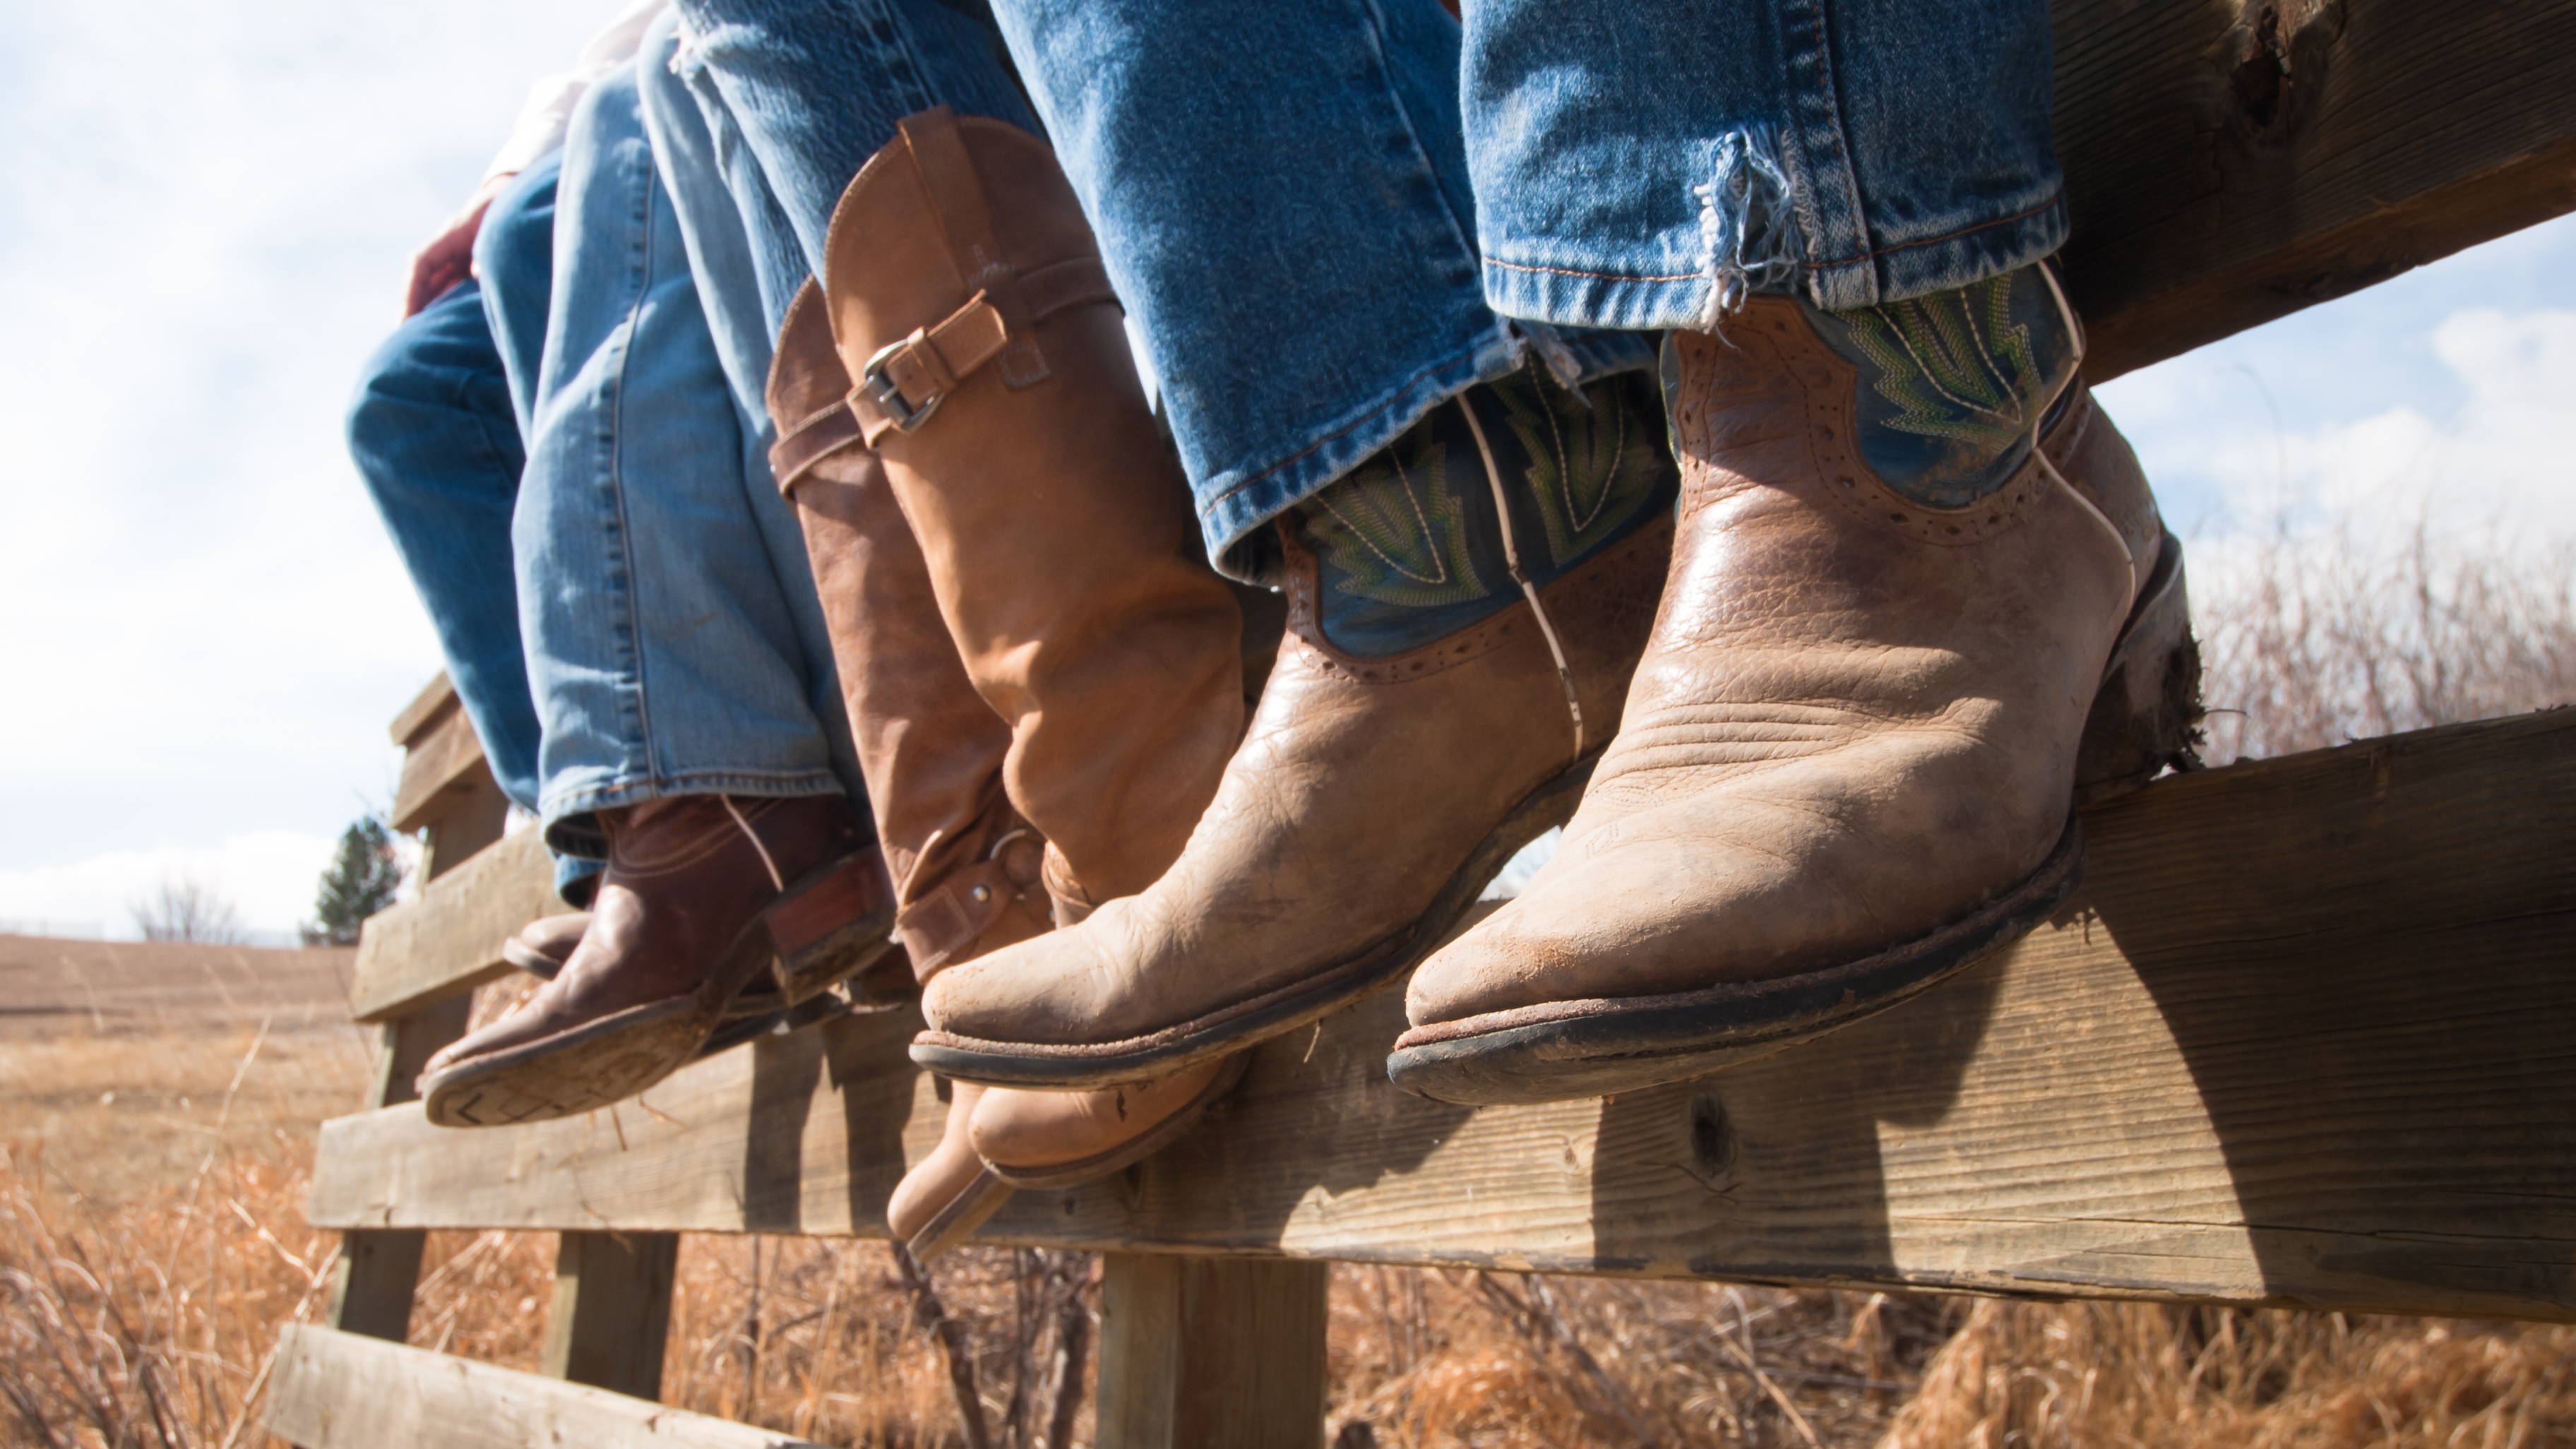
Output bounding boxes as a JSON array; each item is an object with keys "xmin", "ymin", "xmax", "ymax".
[
  {"xmin": 918, "ymin": 510, "xmax": 1671, "ymax": 1051},
  {"xmin": 420, "ymin": 794, "xmax": 861, "ymax": 1080},
  {"xmin": 771, "ymin": 280, "xmax": 1051, "ymax": 977},
  {"xmin": 1404, "ymin": 299, "xmax": 2164, "ymax": 1029},
  {"xmin": 820, "ymin": 108, "xmax": 1246, "ymax": 917},
  {"xmin": 777, "ymin": 249, "xmax": 1234, "ymax": 1210}
]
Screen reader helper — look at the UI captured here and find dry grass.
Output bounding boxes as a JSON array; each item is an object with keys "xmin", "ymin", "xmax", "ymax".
[
  {"xmin": 1883, "ymin": 1300, "xmax": 2576, "ymax": 1449},
  {"xmin": 2191, "ymin": 518, "xmax": 2575, "ymax": 765}
]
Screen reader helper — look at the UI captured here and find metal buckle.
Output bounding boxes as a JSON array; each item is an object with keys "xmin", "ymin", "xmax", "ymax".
[{"xmin": 860, "ymin": 338, "xmax": 943, "ymax": 433}]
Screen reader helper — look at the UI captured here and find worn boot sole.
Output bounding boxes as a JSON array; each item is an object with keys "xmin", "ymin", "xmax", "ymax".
[
  {"xmin": 1384, "ymin": 533, "xmax": 2199, "ymax": 1106},
  {"xmin": 984, "ymin": 1051, "xmax": 1252, "ymax": 1191},
  {"xmin": 422, "ymin": 850, "xmax": 897, "ymax": 1128},
  {"xmin": 910, "ymin": 748, "xmax": 1600, "ymax": 1090},
  {"xmin": 906, "ymin": 1053, "xmax": 1252, "ymax": 1263},
  {"xmin": 905, "ymin": 1167, "xmax": 1016, "ymax": 1263}
]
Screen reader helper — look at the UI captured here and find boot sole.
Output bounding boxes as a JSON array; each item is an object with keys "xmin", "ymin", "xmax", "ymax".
[
  {"xmin": 983, "ymin": 1050, "xmax": 1253, "ymax": 1191},
  {"xmin": 1383, "ymin": 532, "xmax": 2199, "ymax": 1106},
  {"xmin": 422, "ymin": 848, "xmax": 896, "ymax": 1128},
  {"xmin": 905, "ymin": 1167, "xmax": 1015, "ymax": 1264},
  {"xmin": 910, "ymin": 746, "xmax": 1602, "ymax": 1090}
]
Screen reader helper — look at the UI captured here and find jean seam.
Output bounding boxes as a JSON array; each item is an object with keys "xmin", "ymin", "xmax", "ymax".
[
  {"xmin": 602, "ymin": 134, "xmax": 657, "ymax": 790},
  {"xmin": 1353, "ymin": 0, "xmax": 1482, "ymax": 289},
  {"xmin": 1775, "ymin": 0, "xmax": 1867, "ymax": 304}
]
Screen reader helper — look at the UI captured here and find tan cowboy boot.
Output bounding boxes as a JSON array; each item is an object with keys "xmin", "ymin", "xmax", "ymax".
[
  {"xmin": 768, "ymin": 278, "xmax": 1236, "ymax": 1260},
  {"xmin": 819, "ymin": 107, "xmax": 1246, "ymax": 918},
  {"xmin": 915, "ymin": 352, "xmax": 1679, "ymax": 1090},
  {"xmin": 1391, "ymin": 265, "xmax": 2202, "ymax": 1104},
  {"xmin": 420, "ymin": 792, "xmax": 893, "ymax": 1126}
]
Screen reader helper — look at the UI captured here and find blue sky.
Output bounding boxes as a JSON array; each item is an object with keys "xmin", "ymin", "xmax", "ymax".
[{"xmin": 1, "ymin": 1, "xmax": 2570, "ymax": 938}]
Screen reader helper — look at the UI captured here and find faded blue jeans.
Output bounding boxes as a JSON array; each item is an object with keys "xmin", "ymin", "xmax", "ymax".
[
  {"xmin": 982, "ymin": 0, "xmax": 2060, "ymax": 563},
  {"xmin": 350, "ymin": 165, "xmax": 607, "ymax": 902},
  {"xmin": 484, "ymin": 56, "xmax": 862, "ymax": 859}
]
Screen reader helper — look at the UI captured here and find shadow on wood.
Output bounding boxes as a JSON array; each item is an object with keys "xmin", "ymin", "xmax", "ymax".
[{"xmin": 307, "ymin": 712, "xmax": 2576, "ymax": 1322}]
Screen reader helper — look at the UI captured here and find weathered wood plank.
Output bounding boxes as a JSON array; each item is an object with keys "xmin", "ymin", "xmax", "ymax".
[
  {"xmin": 544, "ymin": 1232, "xmax": 679, "ymax": 1400},
  {"xmin": 263, "ymin": 1323, "xmax": 819, "ymax": 1449},
  {"xmin": 1097, "ymin": 1256, "xmax": 1329, "ymax": 1449},
  {"xmin": 388, "ymin": 673, "xmax": 460, "ymax": 751},
  {"xmin": 390, "ymin": 691, "xmax": 495, "ymax": 838},
  {"xmin": 306, "ymin": 712, "xmax": 2576, "ymax": 1320},
  {"xmin": 2058, "ymin": 0, "xmax": 2576, "ymax": 379},
  {"xmin": 349, "ymin": 826, "xmax": 557, "ymax": 1022}
]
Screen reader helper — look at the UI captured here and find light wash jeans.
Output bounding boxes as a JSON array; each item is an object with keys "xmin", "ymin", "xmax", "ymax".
[
  {"xmin": 483, "ymin": 56, "xmax": 861, "ymax": 859},
  {"xmin": 980, "ymin": 0, "xmax": 2058, "ymax": 561},
  {"xmin": 350, "ymin": 165, "xmax": 604, "ymax": 902}
]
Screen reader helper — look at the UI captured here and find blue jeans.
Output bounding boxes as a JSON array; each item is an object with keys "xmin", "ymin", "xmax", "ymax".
[
  {"xmin": 351, "ymin": 165, "xmax": 606, "ymax": 902},
  {"xmin": 347, "ymin": 275, "xmax": 547, "ymax": 818},
  {"xmin": 667, "ymin": 0, "xmax": 1039, "ymax": 292},
  {"xmin": 980, "ymin": 0, "xmax": 2057, "ymax": 561},
  {"xmin": 484, "ymin": 56, "xmax": 862, "ymax": 858}
]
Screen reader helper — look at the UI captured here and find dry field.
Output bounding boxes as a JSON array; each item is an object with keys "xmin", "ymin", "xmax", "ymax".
[{"xmin": 4, "ymin": 521, "xmax": 2572, "ymax": 1448}]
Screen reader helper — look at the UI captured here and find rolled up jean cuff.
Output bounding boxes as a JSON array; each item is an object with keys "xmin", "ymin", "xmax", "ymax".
[{"xmin": 540, "ymin": 769, "xmax": 849, "ymax": 859}]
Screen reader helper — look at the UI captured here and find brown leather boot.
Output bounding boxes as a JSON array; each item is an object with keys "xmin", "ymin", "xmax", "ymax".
[
  {"xmin": 500, "ymin": 912, "xmax": 589, "ymax": 979},
  {"xmin": 769, "ymin": 278, "xmax": 1235, "ymax": 1258},
  {"xmin": 818, "ymin": 107, "xmax": 1246, "ymax": 918},
  {"xmin": 419, "ymin": 793, "xmax": 893, "ymax": 1126},
  {"xmin": 912, "ymin": 388, "xmax": 1677, "ymax": 1090},
  {"xmin": 1389, "ymin": 288, "xmax": 2202, "ymax": 1104}
]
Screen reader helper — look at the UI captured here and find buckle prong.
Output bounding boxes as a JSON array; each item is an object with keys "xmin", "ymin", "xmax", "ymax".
[{"xmin": 860, "ymin": 338, "xmax": 943, "ymax": 433}]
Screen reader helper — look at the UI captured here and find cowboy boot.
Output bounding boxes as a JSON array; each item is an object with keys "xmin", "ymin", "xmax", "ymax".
[
  {"xmin": 768, "ymin": 279, "xmax": 1236, "ymax": 1259},
  {"xmin": 818, "ymin": 107, "xmax": 1246, "ymax": 919},
  {"xmin": 501, "ymin": 912, "xmax": 589, "ymax": 978},
  {"xmin": 915, "ymin": 350, "xmax": 1679, "ymax": 1090},
  {"xmin": 1391, "ymin": 263, "xmax": 2202, "ymax": 1104},
  {"xmin": 419, "ymin": 792, "xmax": 895, "ymax": 1126}
]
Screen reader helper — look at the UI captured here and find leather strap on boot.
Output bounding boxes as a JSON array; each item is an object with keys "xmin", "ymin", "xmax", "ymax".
[{"xmin": 839, "ymin": 107, "xmax": 1119, "ymax": 443}]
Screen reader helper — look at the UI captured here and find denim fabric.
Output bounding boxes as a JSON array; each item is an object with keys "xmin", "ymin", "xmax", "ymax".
[
  {"xmin": 472, "ymin": 157, "xmax": 563, "ymax": 438},
  {"xmin": 347, "ymin": 278, "xmax": 544, "ymax": 816},
  {"xmin": 983, "ymin": 0, "xmax": 2057, "ymax": 555},
  {"xmin": 639, "ymin": 11, "xmax": 811, "ymax": 372},
  {"xmin": 669, "ymin": 0, "xmax": 1038, "ymax": 281},
  {"xmin": 985, "ymin": 0, "xmax": 1654, "ymax": 567},
  {"xmin": 506, "ymin": 58, "xmax": 859, "ymax": 857},
  {"xmin": 636, "ymin": 10, "xmax": 871, "ymax": 811},
  {"xmin": 353, "ymin": 172, "xmax": 603, "ymax": 903},
  {"xmin": 1464, "ymin": 0, "xmax": 2063, "ymax": 324}
]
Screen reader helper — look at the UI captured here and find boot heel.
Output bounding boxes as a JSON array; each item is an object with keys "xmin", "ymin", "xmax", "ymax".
[
  {"xmin": 2073, "ymin": 530, "xmax": 2204, "ymax": 808},
  {"xmin": 761, "ymin": 850, "xmax": 902, "ymax": 1006}
]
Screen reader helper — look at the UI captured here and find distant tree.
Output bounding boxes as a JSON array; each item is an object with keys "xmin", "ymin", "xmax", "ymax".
[
  {"xmin": 305, "ymin": 816, "xmax": 405, "ymax": 947},
  {"xmin": 133, "ymin": 877, "xmax": 244, "ymax": 943}
]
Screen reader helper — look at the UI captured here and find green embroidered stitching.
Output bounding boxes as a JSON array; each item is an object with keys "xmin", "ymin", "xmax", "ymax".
[
  {"xmin": 1842, "ymin": 270, "xmax": 2046, "ymax": 453},
  {"xmin": 1491, "ymin": 367, "xmax": 1669, "ymax": 568},
  {"xmin": 1301, "ymin": 424, "xmax": 1491, "ymax": 609}
]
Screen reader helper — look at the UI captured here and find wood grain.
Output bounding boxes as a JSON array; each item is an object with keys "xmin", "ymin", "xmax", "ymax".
[
  {"xmin": 306, "ymin": 712, "xmax": 2576, "ymax": 1320},
  {"xmin": 386, "ymin": 673, "xmax": 460, "ymax": 751},
  {"xmin": 1097, "ymin": 1256, "xmax": 1330, "ymax": 1449},
  {"xmin": 265, "ymin": 1324, "xmax": 821, "ymax": 1449},
  {"xmin": 544, "ymin": 1232, "xmax": 679, "ymax": 1400},
  {"xmin": 390, "ymin": 692, "xmax": 494, "ymax": 837},
  {"xmin": 2056, "ymin": 0, "xmax": 2576, "ymax": 378},
  {"xmin": 348, "ymin": 827, "xmax": 558, "ymax": 1023}
]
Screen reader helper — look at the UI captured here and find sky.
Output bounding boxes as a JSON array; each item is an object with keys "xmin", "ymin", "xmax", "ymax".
[{"xmin": 1, "ymin": 1, "xmax": 2570, "ymax": 941}]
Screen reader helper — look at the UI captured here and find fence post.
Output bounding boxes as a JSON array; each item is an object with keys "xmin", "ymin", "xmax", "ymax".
[{"xmin": 1097, "ymin": 1253, "xmax": 1330, "ymax": 1449}]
